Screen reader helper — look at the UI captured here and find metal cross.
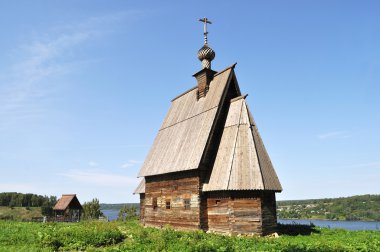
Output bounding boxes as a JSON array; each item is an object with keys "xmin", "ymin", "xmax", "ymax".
[{"xmin": 199, "ymin": 17, "xmax": 212, "ymax": 44}]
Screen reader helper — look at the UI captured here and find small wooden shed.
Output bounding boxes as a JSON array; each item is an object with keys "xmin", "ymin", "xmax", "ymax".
[{"xmin": 53, "ymin": 194, "xmax": 83, "ymax": 222}]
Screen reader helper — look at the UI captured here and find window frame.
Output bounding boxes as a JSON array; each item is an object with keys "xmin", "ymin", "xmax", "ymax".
[
  {"xmin": 152, "ymin": 197, "xmax": 158, "ymax": 210},
  {"xmin": 166, "ymin": 200, "xmax": 171, "ymax": 209},
  {"xmin": 184, "ymin": 199, "xmax": 190, "ymax": 210}
]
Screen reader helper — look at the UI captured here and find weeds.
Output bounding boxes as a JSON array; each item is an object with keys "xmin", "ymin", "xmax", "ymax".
[{"xmin": 0, "ymin": 220, "xmax": 379, "ymax": 251}]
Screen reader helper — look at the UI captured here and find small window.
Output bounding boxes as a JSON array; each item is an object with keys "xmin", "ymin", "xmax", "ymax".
[
  {"xmin": 215, "ymin": 200, "xmax": 221, "ymax": 206},
  {"xmin": 166, "ymin": 200, "xmax": 171, "ymax": 209},
  {"xmin": 152, "ymin": 198, "xmax": 158, "ymax": 210},
  {"xmin": 184, "ymin": 199, "xmax": 190, "ymax": 210}
]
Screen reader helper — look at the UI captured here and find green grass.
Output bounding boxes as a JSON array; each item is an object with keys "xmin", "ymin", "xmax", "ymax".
[
  {"xmin": 0, "ymin": 206, "xmax": 42, "ymax": 221},
  {"xmin": 0, "ymin": 221, "xmax": 123, "ymax": 251},
  {"xmin": 0, "ymin": 220, "xmax": 379, "ymax": 251}
]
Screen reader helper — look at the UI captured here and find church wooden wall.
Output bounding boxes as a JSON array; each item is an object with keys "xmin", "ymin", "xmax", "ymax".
[
  {"xmin": 142, "ymin": 182, "xmax": 278, "ymax": 235},
  {"xmin": 230, "ymin": 197, "xmax": 262, "ymax": 235},
  {"xmin": 207, "ymin": 197, "xmax": 231, "ymax": 233},
  {"xmin": 143, "ymin": 171, "xmax": 201, "ymax": 230},
  {"xmin": 139, "ymin": 194, "xmax": 145, "ymax": 223},
  {"xmin": 206, "ymin": 191, "xmax": 278, "ymax": 235},
  {"xmin": 261, "ymin": 191, "xmax": 278, "ymax": 235}
]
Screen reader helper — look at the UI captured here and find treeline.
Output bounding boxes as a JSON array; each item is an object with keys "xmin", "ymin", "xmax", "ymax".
[
  {"xmin": 277, "ymin": 194, "xmax": 380, "ymax": 221},
  {"xmin": 0, "ymin": 192, "xmax": 57, "ymax": 208},
  {"xmin": 100, "ymin": 203, "xmax": 139, "ymax": 211}
]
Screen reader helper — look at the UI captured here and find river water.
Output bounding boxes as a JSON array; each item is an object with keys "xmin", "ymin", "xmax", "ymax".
[
  {"xmin": 278, "ymin": 219, "xmax": 380, "ymax": 231},
  {"xmin": 101, "ymin": 209, "xmax": 380, "ymax": 231}
]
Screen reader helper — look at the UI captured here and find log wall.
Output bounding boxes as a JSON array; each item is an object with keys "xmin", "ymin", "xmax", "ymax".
[
  {"xmin": 206, "ymin": 191, "xmax": 278, "ymax": 235},
  {"xmin": 231, "ymin": 197, "xmax": 262, "ymax": 235},
  {"xmin": 261, "ymin": 191, "xmax": 277, "ymax": 235},
  {"xmin": 140, "ymin": 194, "xmax": 145, "ymax": 223},
  {"xmin": 144, "ymin": 172, "xmax": 201, "ymax": 230},
  {"xmin": 142, "ymin": 175, "xmax": 277, "ymax": 234},
  {"xmin": 207, "ymin": 197, "xmax": 231, "ymax": 233}
]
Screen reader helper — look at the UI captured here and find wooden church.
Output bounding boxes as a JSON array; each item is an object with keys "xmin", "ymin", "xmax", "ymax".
[{"xmin": 134, "ymin": 18, "xmax": 282, "ymax": 236}]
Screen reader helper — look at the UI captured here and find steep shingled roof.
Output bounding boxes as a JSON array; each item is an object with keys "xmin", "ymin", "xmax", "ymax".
[
  {"xmin": 138, "ymin": 66, "xmax": 235, "ymax": 177},
  {"xmin": 135, "ymin": 63, "xmax": 281, "ymax": 193},
  {"xmin": 203, "ymin": 96, "xmax": 282, "ymax": 191}
]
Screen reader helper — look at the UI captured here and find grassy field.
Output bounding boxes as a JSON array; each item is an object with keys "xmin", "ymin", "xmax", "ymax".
[
  {"xmin": 0, "ymin": 206, "xmax": 42, "ymax": 221},
  {"xmin": 0, "ymin": 220, "xmax": 379, "ymax": 251}
]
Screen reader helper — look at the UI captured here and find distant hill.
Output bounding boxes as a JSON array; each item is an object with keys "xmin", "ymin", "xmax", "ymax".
[
  {"xmin": 277, "ymin": 194, "xmax": 380, "ymax": 221},
  {"xmin": 100, "ymin": 203, "xmax": 139, "ymax": 211}
]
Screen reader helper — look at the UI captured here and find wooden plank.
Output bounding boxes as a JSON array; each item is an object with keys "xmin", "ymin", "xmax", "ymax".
[
  {"xmin": 134, "ymin": 179, "xmax": 145, "ymax": 194},
  {"xmin": 203, "ymin": 126, "xmax": 238, "ymax": 191},
  {"xmin": 139, "ymin": 77, "xmax": 229, "ymax": 177},
  {"xmin": 160, "ymin": 99, "xmax": 177, "ymax": 129},
  {"xmin": 160, "ymin": 95, "xmax": 181, "ymax": 129},
  {"xmin": 205, "ymin": 69, "xmax": 231, "ymax": 111},
  {"xmin": 205, "ymin": 99, "xmax": 273, "ymax": 191},
  {"xmin": 228, "ymin": 114, "xmax": 264, "ymax": 190},
  {"xmin": 139, "ymin": 68, "xmax": 234, "ymax": 177},
  {"xmin": 247, "ymin": 104, "xmax": 282, "ymax": 191},
  {"xmin": 225, "ymin": 98, "xmax": 243, "ymax": 127},
  {"xmin": 162, "ymin": 68, "xmax": 231, "ymax": 130},
  {"xmin": 140, "ymin": 109, "xmax": 217, "ymax": 176},
  {"xmin": 144, "ymin": 175, "xmax": 201, "ymax": 230},
  {"xmin": 186, "ymin": 108, "xmax": 217, "ymax": 170}
]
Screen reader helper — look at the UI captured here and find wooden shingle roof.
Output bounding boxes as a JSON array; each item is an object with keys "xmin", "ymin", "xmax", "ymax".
[
  {"xmin": 135, "ymin": 63, "xmax": 281, "ymax": 193},
  {"xmin": 133, "ymin": 179, "xmax": 145, "ymax": 194},
  {"xmin": 203, "ymin": 96, "xmax": 282, "ymax": 191},
  {"xmin": 138, "ymin": 66, "xmax": 235, "ymax": 177},
  {"xmin": 53, "ymin": 194, "xmax": 83, "ymax": 210}
]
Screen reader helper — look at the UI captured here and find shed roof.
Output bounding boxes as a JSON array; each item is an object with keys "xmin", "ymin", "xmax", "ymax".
[
  {"xmin": 203, "ymin": 96, "xmax": 282, "ymax": 192},
  {"xmin": 53, "ymin": 194, "xmax": 83, "ymax": 211},
  {"xmin": 133, "ymin": 179, "xmax": 145, "ymax": 194},
  {"xmin": 138, "ymin": 65, "xmax": 235, "ymax": 177}
]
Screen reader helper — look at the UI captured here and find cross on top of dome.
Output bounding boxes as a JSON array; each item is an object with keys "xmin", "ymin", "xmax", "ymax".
[
  {"xmin": 199, "ymin": 17, "xmax": 212, "ymax": 45},
  {"xmin": 197, "ymin": 17, "xmax": 215, "ymax": 69}
]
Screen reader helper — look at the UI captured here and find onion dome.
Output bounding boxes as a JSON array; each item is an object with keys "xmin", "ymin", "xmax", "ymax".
[
  {"xmin": 198, "ymin": 44, "xmax": 215, "ymax": 69},
  {"xmin": 197, "ymin": 17, "xmax": 215, "ymax": 69}
]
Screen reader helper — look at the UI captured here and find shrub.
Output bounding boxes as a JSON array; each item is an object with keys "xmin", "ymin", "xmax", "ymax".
[
  {"xmin": 37, "ymin": 221, "xmax": 124, "ymax": 250},
  {"xmin": 118, "ymin": 205, "xmax": 138, "ymax": 221},
  {"xmin": 82, "ymin": 198, "xmax": 104, "ymax": 220}
]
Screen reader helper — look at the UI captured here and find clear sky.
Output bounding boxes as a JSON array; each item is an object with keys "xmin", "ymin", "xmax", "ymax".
[{"xmin": 0, "ymin": 1, "xmax": 379, "ymax": 203}]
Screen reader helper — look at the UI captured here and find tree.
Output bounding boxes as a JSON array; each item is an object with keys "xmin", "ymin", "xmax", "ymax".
[
  {"xmin": 41, "ymin": 201, "xmax": 54, "ymax": 216},
  {"xmin": 14, "ymin": 194, "xmax": 23, "ymax": 207},
  {"xmin": 118, "ymin": 205, "xmax": 138, "ymax": 221},
  {"xmin": 49, "ymin": 196, "xmax": 57, "ymax": 206},
  {"xmin": 31, "ymin": 195, "xmax": 39, "ymax": 207},
  {"xmin": 82, "ymin": 198, "xmax": 104, "ymax": 220},
  {"xmin": 23, "ymin": 193, "xmax": 33, "ymax": 207}
]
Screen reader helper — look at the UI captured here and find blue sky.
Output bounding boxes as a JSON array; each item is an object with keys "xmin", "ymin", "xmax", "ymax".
[{"xmin": 0, "ymin": 1, "xmax": 379, "ymax": 203}]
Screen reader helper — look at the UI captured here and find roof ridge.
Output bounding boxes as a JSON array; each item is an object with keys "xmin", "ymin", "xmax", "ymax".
[
  {"xmin": 171, "ymin": 86, "xmax": 197, "ymax": 102},
  {"xmin": 171, "ymin": 63, "xmax": 237, "ymax": 102},
  {"xmin": 159, "ymin": 105, "xmax": 218, "ymax": 131},
  {"xmin": 230, "ymin": 94, "xmax": 248, "ymax": 103},
  {"xmin": 245, "ymin": 102, "xmax": 266, "ymax": 190},
  {"xmin": 214, "ymin": 62, "xmax": 237, "ymax": 77},
  {"xmin": 226, "ymin": 98, "xmax": 244, "ymax": 189}
]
